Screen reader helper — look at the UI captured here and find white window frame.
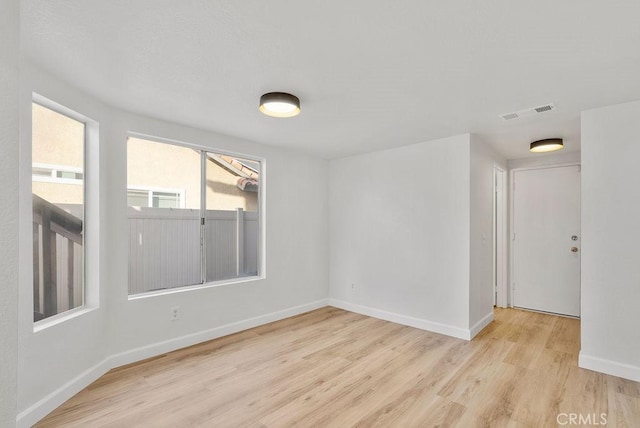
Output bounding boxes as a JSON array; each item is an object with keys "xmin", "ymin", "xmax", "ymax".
[
  {"xmin": 32, "ymin": 93, "xmax": 100, "ymax": 330},
  {"xmin": 126, "ymin": 132, "xmax": 266, "ymax": 299}
]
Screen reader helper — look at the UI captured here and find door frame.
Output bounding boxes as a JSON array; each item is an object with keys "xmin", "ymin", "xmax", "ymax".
[
  {"xmin": 493, "ymin": 165, "xmax": 508, "ymax": 308},
  {"xmin": 508, "ymin": 162, "xmax": 581, "ymax": 308}
]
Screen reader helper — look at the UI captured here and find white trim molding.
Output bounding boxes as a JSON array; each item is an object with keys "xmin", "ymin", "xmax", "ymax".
[
  {"xmin": 579, "ymin": 353, "xmax": 640, "ymax": 382},
  {"xmin": 17, "ymin": 358, "xmax": 111, "ymax": 428},
  {"xmin": 109, "ymin": 299, "xmax": 329, "ymax": 368},
  {"xmin": 17, "ymin": 298, "xmax": 329, "ymax": 428},
  {"xmin": 493, "ymin": 164, "xmax": 508, "ymax": 308},
  {"xmin": 328, "ymin": 299, "xmax": 473, "ymax": 340},
  {"xmin": 470, "ymin": 312, "xmax": 494, "ymax": 339}
]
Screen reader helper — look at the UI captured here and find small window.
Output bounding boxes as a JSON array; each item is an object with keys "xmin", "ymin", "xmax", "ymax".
[
  {"xmin": 153, "ymin": 191, "xmax": 181, "ymax": 208},
  {"xmin": 127, "ymin": 188, "xmax": 183, "ymax": 208},
  {"xmin": 127, "ymin": 137, "xmax": 263, "ymax": 295},
  {"xmin": 32, "ymin": 163, "xmax": 84, "ymax": 184},
  {"xmin": 32, "ymin": 102, "xmax": 86, "ymax": 322}
]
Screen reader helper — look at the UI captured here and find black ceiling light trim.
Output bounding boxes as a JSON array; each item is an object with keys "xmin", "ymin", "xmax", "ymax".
[
  {"xmin": 530, "ymin": 138, "xmax": 564, "ymax": 153},
  {"xmin": 259, "ymin": 92, "xmax": 300, "ymax": 118}
]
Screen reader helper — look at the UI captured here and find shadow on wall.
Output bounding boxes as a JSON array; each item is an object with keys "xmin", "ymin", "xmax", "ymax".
[{"xmin": 207, "ymin": 180, "xmax": 246, "ymax": 197}]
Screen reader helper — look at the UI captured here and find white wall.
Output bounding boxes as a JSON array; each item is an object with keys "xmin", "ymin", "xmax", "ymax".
[
  {"xmin": 579, "ymin": 100, "xmax": 640, "ymax": 381},
  {"xmin": 507, "ymin": 150, "xmax": 581, "ymax": 170},
  {"xmin": 17, "ymin": 64, "xmax": 329, "ymax": 426},
  {"xmin": 108, "ymin": 107, "xmax": 329, "ymax": 358},
  {"xmin": 329, "ymin": 134, "xmax": 473, "ymax": 337},
  {"xmin": 0, "ymin": 0, "xmax": 20, "ymax": 425},
  {"xmin": 18, "ymin": 66, "xmax": 111, "ymax": 426},
  {"xmin": 469, "ymin": 136, "xmax": 506, "ymax": 332},
  {"xmin": 328, "ymin": 134, "xmax": 502, "ymax": 339}
]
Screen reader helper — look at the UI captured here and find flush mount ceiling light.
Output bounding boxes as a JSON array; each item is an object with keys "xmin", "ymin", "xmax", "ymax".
[
  {"xmin": 530, "ymin": 138, "xmax": 564, "ymax": 153},
  {"xmin": 259, "ymin": 92, "xmax": 300, "ymax": 118}
]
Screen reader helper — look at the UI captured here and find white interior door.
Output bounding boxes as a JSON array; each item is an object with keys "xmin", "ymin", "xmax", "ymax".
[{"xmin": 512, "ymin": 165, "xmax": 581, "ymax": 317}]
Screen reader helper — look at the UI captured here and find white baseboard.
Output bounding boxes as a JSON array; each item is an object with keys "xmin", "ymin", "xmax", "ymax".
[
  {"xmin": 109, "ymin": 298, "xmax": 329, "ymax": 368},
  {"xmin": 470, "ymin": 311, "xmax": 494, "ymax": 339},
  {"xmin": 17, "ymin": 298, "xmax": 329, "ymax": 427},
  {"xmin": 579, "ymin": 352, "xmax": 640, "ymax": 382},
  {"xmin": 17, "ymin": 358, "xmax": 111, "ymax": 428},
  {"xmin": 328, "ymin": 299, "xmax": 472, "ymax": 340}
]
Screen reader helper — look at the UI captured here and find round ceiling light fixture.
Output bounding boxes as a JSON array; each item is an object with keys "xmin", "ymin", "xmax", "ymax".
[
  {"xmin": 259, "ymin": 92, "xmax": 300, "ymax": 118},
  {"xmin": 530, "ymin": 138, "xmax": 564, "ymax": 153}
]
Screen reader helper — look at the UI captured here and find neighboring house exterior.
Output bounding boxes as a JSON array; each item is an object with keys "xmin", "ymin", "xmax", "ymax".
[
  {"xmin": 32, "ymin": 103, "xmax": 85, "ymax": 207},
  {"xmin": 127, "ymin": 137, "xmax": 259, "ymax": 212},
  {"xmin": 32, "ymin": 103, "xmax": 259, "ymax": 213}
]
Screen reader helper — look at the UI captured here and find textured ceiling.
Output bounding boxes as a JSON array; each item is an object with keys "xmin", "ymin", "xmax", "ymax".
[{"xmin": 21, "ymin": 1, "xmax": 640, "ymax": 159}]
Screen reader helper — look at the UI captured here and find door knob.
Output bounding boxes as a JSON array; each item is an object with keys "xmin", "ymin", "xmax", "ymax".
[{"xmin": 571, "ymin": 247, "xmax": 579, "ymax": 253}]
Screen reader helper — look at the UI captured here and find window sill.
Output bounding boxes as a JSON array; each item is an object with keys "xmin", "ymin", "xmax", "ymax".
[
  {"xmin": 33, "ymin": 305, "xmax": 98, "ymax": 333},
  {"xmin": 127, "ymin": 275, "xmax": 266, "ymax": 301}
]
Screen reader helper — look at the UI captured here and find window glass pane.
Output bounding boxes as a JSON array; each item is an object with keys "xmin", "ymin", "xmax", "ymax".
[
  {"xmin": 32, "ymin": 102, "xmax": 85, "ymax": 321},
  {"xmin": 56, "ymin": 171, "xmax": 83, "ymax": 180},
  {"xmin": 127, "ymin": 189, "xmax": 149, "ymax": 208},
  {"xmin": 152, "ymin": 192, "xmax": 180, "ymax": 209},
  {"xmin": 205, "ymin": 152, "xmax": 260, "ymax": 281},
  {"xmin": 127, "ymin": 138, "xmax": 201, "ymax": 294}
]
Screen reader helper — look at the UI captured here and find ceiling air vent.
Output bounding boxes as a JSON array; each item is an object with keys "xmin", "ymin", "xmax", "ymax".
[
  {"xmin": 500, "ymin": 112, "xmax": 519, "ymax": 121},
  {"xmin": 534, "ymin": 104, "xmax": 554, "ymax": 113},
  {"xmin": 499, "ymin": 103, "xmax": 556, "ymax": 121}
]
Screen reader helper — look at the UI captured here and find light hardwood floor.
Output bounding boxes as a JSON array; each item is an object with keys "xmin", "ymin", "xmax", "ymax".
[{"xmin": 37, "ymin": 307, "xmax": 640, "ymax": 427}]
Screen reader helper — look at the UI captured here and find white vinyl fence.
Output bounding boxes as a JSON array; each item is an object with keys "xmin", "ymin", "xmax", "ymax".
[{"xmin": 128, "ymin": 207, "xmax": 258, "ymax": 294}]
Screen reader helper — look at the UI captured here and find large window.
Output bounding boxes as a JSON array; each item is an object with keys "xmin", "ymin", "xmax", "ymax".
[
  {"xmin": 32, "ymin": 101, "xmax": 86, "ymax": 321},
  {"xmin": 127, "ymin": 137, "xmax": 262, "ymax": 295}
]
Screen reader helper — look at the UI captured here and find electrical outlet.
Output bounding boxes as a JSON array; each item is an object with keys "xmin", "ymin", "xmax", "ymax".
[{"xmin": 170, "ymin": 306, "xmax": 180, "ymax": 321}]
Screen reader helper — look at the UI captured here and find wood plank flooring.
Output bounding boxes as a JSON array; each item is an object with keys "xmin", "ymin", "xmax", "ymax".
[{"xmin": 36, "ymin": 307, "xmax": 640, "ymax": 427}]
